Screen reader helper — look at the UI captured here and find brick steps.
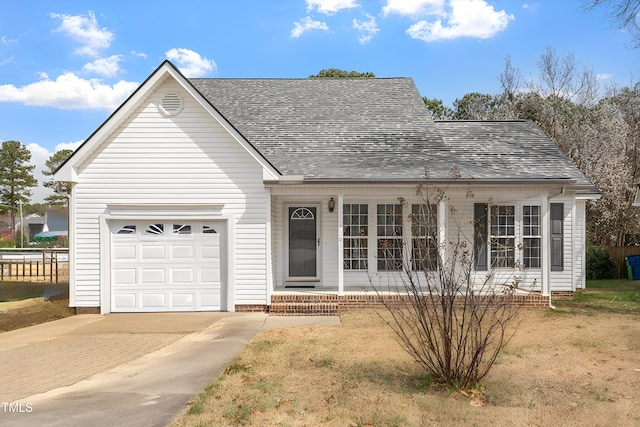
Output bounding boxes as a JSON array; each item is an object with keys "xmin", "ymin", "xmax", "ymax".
[{"xmin": 269, "ymin": 302, "xmax": 339, "ymax": 316}]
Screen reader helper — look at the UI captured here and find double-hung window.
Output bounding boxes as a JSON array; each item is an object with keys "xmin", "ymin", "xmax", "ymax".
[
  {"xmin": 522, "ymin": 205, "xmax": 542, "ymax": 268},
  {"xmin": 342, "ymin": 202, "xmax": 439, "ymax": 272},
  {"xmin": 377, "ymin": 204, "xmax": 403, "ymax": 270},
  {"xmin": 343, "ymin": 204, "xmax": 368, "ymax": 270},
  {"xmin": 476, "ymin": 204, "xmax": 543, "ymax": 270},
  {"xmin": 411, "ymin": 204, "xmax": 438, "ymax": 270},
  {"xmin": 490, "ymin": 205, "xmax": 515, "ymax": 268}
]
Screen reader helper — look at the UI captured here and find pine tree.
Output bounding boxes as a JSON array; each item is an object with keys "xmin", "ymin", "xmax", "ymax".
[
  {"xmin": 43, "ymin": 149, "xmax": 73, "ymax": 206},
  {"xmin": 0, "ymin": 140, "xmax": 38, "ymax": 233}
]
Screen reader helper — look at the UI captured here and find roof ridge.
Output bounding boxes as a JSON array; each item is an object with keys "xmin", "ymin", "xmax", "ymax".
[{"xmin": 189, "ymin": 77, "xmax": 413, "ymax": 81}]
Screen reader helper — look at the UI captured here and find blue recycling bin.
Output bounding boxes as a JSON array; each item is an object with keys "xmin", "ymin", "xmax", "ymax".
[{"xmin": 626, "ymin": 255, "xmax": 640, "ymax": 280}]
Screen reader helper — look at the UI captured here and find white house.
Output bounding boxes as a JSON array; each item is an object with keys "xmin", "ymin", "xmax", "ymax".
[{"xmin": 55, "ymin": 61, "xmax": 600, "ymax": 314}]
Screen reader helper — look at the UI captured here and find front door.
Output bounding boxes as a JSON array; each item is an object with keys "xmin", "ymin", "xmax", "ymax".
[{"xmin": 288, "ymin": 206, "xmax": 317, "ymax": 278}]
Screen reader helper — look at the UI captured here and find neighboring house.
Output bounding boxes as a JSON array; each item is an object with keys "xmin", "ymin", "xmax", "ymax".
[
  {"xmin": 19, "ymin": 213, "xmax": 44, "ymax": 240},
  {"xmin": 55, "ymin": 61, "xmax": 600, "ymax": 314},
  {"xmin": 634, "ymin": 184, "xmax": 640, "ymax": 207},
  {"xmin": 25, "ymin": 207, "xmax": 69, "ymax": 243},
  {"xmin": 42, "ymin": 206, "xmax": 69, "ymax": 233}
]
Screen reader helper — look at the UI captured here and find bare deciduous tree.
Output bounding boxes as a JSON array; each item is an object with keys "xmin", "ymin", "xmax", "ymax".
[
  {"xmin": 582, "ymin": 0, "xmax": 640, "ymax": 48},
  {"xmin": 498, "ymin": 54, "xmax": 523, "ymax": 106},
  {"xmin": 374, "ymin": 179, "xmax": 523, "ymax": 389}
]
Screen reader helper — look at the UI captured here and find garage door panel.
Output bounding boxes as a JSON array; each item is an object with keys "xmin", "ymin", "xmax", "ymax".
[
  {"xmin": 171, "ymin": 268, "xmax": 194, "ymax": 283},
  {"xmin": 113, "ymin": 268, "xmax": 136, "ymax": 285},
  {"xmin": 114, "ymin": 293, "xmax": 137, "ymax": 309},
  {"xmin": 201, "ymin": 245, "xmax": 220, "ymax": 259},
  {"xmin": 171, "ymin": 293, "xmax": 195, "ymax": 308},
  {"xmin": 142, "ymin": 245, "xmax": 165, "ymax": 260},
  {"xmin": 171, "ymin": 245, "xmax": 195, "ymax": 259},
  {"xmin": 200, "ymin": 292, "xmax": 221, "ymax": 309},
  {"xmin": 114, "ymin": 244, "xmax": 137, "ymax": 260},
  {"xmin": 141, "ymin": 293, "xmax": 166, "ymax": 308},
  {"xmin": 111, "ymin": 220, "xmax": 225, "ymax": 312},
  {"xmin": 201, "ymin": 268, "xmax": 221, "ymax": 283},
  {"xmin": 141, "ymin": 268, "xmax": 165, "ymax": 283}
]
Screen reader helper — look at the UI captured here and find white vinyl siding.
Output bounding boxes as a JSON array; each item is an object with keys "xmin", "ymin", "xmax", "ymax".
[
  {"xmin": 72, "ymin": 79, "xmax": 269, "ymax": 308},
  {"xmin": 574, "ymin": 199, "xmax": 586, "ymax": 290},
  {"xmin": 268, "ymin": 186, "xmax": 583, "ymax": 295}
]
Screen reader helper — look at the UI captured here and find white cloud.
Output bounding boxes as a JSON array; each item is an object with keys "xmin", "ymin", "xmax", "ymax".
[
  {"xmin": 50, "ymin": 11, "xmax": 114, "ymax": 57},
  {"xmin": 306, "ymin": 0, "xmax": 359, "ymax": 15},
  {"xmin": 82, "ymin": 55, "xmax": 124, "ymax": 78},
  {"xmin": 27, "ymin": 141, "xmax": 83, "ymax": 203},
  {"xmin": 596, "ymin": 73, "xmax": 614, "ymax": 81},
  {"xmin": 165, "ymin": 48, "xmax": 216, "ymax": 78},
  {"xmin": 353, "ymin": 14, "xmax": 380, "ymax": 44},
  {"xmin": 406, "ymin": 0, "xmax": 514, "ymax": 41},
  {"xmin": 0, "ymin": 72, "xmax": 138, "ymax": 110},
  {"xmin": 291, "ymin": 17, "xmax": 330, "ymax": 38},
  {"xmin": 55, "ymin": 140, "xmax": 84, "ymax": 152},
  {"xmin": 1, "ymin": 36, "xmax": 18, "ymax": 45},
  {"xmin": 0, "ymin": 54, "xmax": 15, "ymax": 66},
  {"xmin": 130, "ymin": 51, "xmax": 147, "ymax": 59},
  {"xmin": 382, "ymin": 0, "xmax": 445, "ymax": 18}
]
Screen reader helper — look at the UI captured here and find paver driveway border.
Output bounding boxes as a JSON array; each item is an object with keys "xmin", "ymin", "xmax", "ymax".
[{"xmin": 1, "ymin": 312, "xmax": 340, "ymax": 426}]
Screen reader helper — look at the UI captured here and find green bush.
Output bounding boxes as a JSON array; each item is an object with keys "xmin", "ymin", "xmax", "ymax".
[
  {"xmin": 586, "ymin": 247, "xmax": 617, "ymax": 280},
  {"xmin": 0, "ymin": 238, "xmax": 16, "ymax": 248}
]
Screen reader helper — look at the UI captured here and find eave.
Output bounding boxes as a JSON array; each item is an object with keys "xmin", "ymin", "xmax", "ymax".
[{"xmin": 265, "ymin": 176, "xmax": 579, "ymax": 187}]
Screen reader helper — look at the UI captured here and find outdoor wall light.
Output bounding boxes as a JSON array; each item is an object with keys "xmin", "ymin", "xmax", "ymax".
[{"xmin": 328, "ymin": 197, "xmax": 335, "ymax": 212}]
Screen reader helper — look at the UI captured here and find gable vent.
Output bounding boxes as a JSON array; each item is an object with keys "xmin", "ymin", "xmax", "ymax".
[{"xmin": 159, "ymin": 93, "xmax": 183, "ymax": 115}]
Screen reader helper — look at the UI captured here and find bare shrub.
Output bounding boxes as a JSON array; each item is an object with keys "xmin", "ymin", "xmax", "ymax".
[{"xmin": 374, "ymin": 181, "xmax": 523, "ymax": 390}]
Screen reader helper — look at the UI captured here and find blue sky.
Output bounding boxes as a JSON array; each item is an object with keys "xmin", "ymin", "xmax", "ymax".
[{"xmin": 0, "ymin": 0, "xmax": 638, "ymax": 202}]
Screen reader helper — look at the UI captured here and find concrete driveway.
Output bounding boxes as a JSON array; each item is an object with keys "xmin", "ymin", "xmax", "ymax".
[{"xmin": 0, "ymin": 312, "xmax": 340, "ymax": 427}]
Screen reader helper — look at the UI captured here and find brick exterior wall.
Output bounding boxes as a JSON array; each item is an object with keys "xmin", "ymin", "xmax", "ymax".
[
  {"xmin": 235, "ymin": 304, "xmax": 269, "ymax": 313},
  {"xmin": 266, "ymin": 291, "xmax": 571, "ymax": 315},
  {"xmin": 75, "ymin": 306, "xmax": 101, "ymax": 314},
  {"xmin": 70, "ymin": 293, "xmax": 574, "ymax": 316}
]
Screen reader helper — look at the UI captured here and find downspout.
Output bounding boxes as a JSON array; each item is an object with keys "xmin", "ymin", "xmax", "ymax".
[{"xmin": 546, "ymin": 186, "xmax": 566, "ymax": 310}]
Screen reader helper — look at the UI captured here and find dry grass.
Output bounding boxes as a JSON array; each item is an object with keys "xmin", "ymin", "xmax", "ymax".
[
  {"xmin": 173, "ymin": 306, "xmax": 640, "ymax": 427},
  {"xmin": 0, "ymin": 297, "xmax": 74, "ymax": 332}
]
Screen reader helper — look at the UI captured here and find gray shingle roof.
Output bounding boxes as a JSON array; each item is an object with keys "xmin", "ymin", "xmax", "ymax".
[
  {"xmin": 189, "ymin": 77, "xmax": 594, "ymax": 188},
  {"xmin": 434, "ymin": 120, "xmax": 593, "ymax": 186}
]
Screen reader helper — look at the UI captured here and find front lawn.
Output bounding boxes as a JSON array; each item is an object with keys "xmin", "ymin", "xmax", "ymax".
[
  {"xmin": 0, "ymin": 281, "xmax": 68, "ymax": 302},
  {"xmin": 556, "ymin": 279, "xmax": 640, "ymax": 314},
  {"xmin": 172, "ymin": 280, "xmax": 640, "ymax": 427},
  {"xmin": 0, "ymin": 281, "xmax": 73, "ymax": 332}
]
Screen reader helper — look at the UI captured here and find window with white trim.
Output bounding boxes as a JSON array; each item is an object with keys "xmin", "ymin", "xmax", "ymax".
[
  {"xmin": 411, "ymin": 204, "xmax": 438, "ymax": 270},
  {"xmin": 343, "ymin": 204, "xmax": 368, "ymax": 270},
  {"xmin": 522, "ymin": 205, "xmax": 541, "ymax": 268},
  {"xmin": 203, "ymin": 225, "xmax": 218, "ymax": 234},
  {"xmin": 145, "ymin": 223, "xmax": 164, "ymax": 235},
  {"xmin": 117, "ymin": 225, "xmax": 136, "ymax": 234},
  {"xmin": 490, "ymin": 205, "xmax": 515, "ymax": 268},
  {"xmin": 173, "ymin": 224, "xmax": 192, "ymax": 234},
  {"xmin": 377, "ymin": 204, "xmax": 403, "ymax": 270}
]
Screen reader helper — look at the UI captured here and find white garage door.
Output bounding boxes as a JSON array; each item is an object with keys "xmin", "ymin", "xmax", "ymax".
[{"xmin": 110, "ymin": 220, "xmax": 224, "ymax": 312}]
